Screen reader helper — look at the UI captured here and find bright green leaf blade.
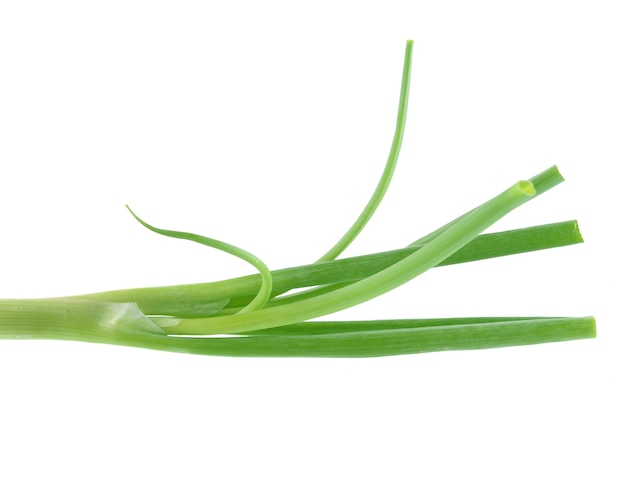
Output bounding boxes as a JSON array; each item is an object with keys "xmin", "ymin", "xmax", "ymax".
[
  {"xmin": 317, "ymin": 40, "xmax": 413, "ymax": 262},
  {"xmin": 125, "ymin": 206, "xmax": 272, "ymax": 314},
  {"xmin": 237, "ymin": 316, "xmax": 590, "ymax": 335},
  {"xmin": 410, "ymin": 165, "xmax": 564, "ymax": 247}
]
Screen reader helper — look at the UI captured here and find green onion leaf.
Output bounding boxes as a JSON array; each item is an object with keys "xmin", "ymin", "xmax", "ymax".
[{"xmin": 125, "ymin": 205, "xmax": 272, "ymax": 314}]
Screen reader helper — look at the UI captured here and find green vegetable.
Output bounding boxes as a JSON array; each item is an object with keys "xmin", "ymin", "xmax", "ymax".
[{"xmin": 0, "ymin": 40, "xmax": 595, "ymax": 357}]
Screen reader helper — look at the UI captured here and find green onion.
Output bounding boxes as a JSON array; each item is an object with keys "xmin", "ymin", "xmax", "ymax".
[
  {"xmin": 70, "ymin": 218, "xmax": 581, "ymax": 317},
  {"xmin": 316, "ymin": 39, "xmax": 413, "ymax": 263},
  {"xmin": 0, "ymin": 299, "xmax": 594, "ymax": 357},
  {"xmin": 0, "ymin": 40, "xmax": 595, "ymax": 357}
]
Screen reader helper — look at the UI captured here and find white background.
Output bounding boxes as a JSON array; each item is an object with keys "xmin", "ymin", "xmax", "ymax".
[{"xmin": 1, "ymin": 1, "xmax": 624, "ymax": 476}]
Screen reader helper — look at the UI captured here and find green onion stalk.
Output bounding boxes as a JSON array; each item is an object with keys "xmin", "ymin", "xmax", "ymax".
[{"xmin": 0, "ymin": 40, "xmax": 595, "ymax": 357}]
